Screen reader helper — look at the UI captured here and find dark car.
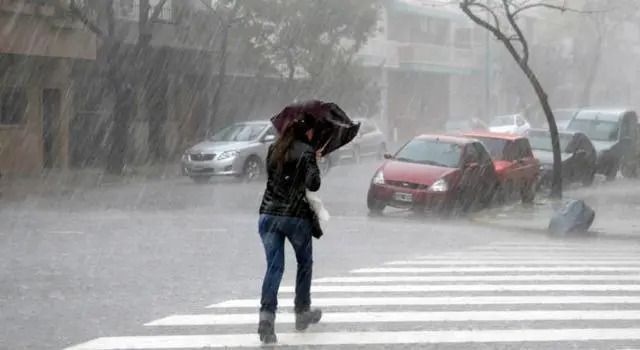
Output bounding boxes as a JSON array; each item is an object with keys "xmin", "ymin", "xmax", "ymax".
[
  {"xmin": 527, "ymin": 129, "xmax": 597, "ymax": 188},
  {"xmin": 367, "ymin": 135, "xmax": 499, "ymax": 215},
  {"xmin": 566, "ymin": 109, "xmax": 638, "ymax": 180},
  {"xmin": 463, "ymin": 131, "xmax": 539, "ymax": 203}
]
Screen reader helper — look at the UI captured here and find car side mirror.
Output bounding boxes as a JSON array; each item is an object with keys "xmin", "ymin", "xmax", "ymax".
[
  {"xmin": 263, "ymin": 134, "xmax": 276, "ymax": 143},
  {"xmin": 383, "ymin": 153, "xmax": 393, "ymax": 160}
]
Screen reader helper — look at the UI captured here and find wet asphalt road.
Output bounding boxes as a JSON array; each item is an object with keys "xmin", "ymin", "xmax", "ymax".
[{"xmin": 1, "ymin": 159, "xmax": 640, "ymax": 349}]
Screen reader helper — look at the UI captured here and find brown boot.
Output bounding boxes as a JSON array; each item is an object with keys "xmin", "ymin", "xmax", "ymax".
[
  {"xmin": 295, "ymin": 308, "xmax": 322, "ymax": 331},
  {"xmin": 258, "ymin": 311, "xmax": 277, "ymax": 344}
]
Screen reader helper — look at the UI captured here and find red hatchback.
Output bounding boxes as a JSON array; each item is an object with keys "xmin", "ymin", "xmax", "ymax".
[
  {"xmin": 463, "ymin": 131, "xmax": 539, "ymax": 203},
  {"xmin": 367, "ymin": 135, "xmax": 499, "ymax": 214}
]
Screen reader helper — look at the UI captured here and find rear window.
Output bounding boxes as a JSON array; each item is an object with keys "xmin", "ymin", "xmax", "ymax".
[
  {"xmin": 473, "ymin": 137, "xmax": 508, "ymax": 160},
  {"xmin": 528, "ymin": 131, "xmax": 572, "ymax": 152},
  {"xmin": 567, "ymin": 118, "xmax": 619, "ymax": 142}
]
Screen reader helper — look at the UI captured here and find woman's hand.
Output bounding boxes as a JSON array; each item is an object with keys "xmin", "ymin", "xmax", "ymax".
[{"xmin": 316, "ymin": 150, "xmax": 323, "ymax": 160}]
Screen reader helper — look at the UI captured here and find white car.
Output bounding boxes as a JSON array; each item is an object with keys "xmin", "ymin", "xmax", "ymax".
[{"xmin": 489, "ymin": 114, "xmax": 531, "ymax": 134}]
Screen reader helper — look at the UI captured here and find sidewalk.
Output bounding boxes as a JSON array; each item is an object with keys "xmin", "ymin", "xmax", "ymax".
[
  {"xmin": 0, "ymin": 163, "xmax": 181, "ymax": 200},
  {"xmin": 471, "ymin": 180, "xmax": 640, "ymax": 239}
]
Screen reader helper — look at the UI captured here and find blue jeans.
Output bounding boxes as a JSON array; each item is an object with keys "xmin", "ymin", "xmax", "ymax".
[{"xmin": 259, "ymin": 214, "xmax": 313, "ymax": 314}]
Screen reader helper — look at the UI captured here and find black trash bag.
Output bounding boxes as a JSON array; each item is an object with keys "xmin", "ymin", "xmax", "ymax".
[{"xmin": 548, "ymin": 199, "xmax": 595, "ymax": 235}]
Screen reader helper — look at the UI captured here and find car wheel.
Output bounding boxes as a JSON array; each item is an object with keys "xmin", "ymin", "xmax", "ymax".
[
  {"xmin": 318, "ymin": 157, "xmax": 331, "ymax": 176},
  {"xmin": 605, "ymin": 163, "xmax": 618, "ymax": 181},
  {"xmin": 621, "ymin": 160, "xmax": 638, "ymax": 178},
  {"xmin": 582, "ymin": 169, "xmax": 596, "ymax": 186},
  {"xmin": 367, "ymin": 194, "xmax": 385, "ymax": 215},
  {"xmin": 520, "ymin": 180, "xmax": 536, "ymax": 204},
  {"xmin": 191, "ymin": 176, "xmax": 211, "ymax": 184},
  {"xmin": 243, "ymin": 157, "xmax": 262, "ymax": 182}
]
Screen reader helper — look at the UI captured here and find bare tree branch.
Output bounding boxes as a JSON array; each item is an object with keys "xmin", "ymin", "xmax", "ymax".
[
  {"xmin": 63, "ymin": 0, "xmax": 105, "ymax": 37},
  {"xmin": 502, "ymin": 0, "xmax": 528, "ymax": 63},
  {"xmin": 150, "ymin": 0, "xmax": 169, "ymax": 22},
  {"xmin": 512, "ymin": 2, "xmax": 597, "ymax": 17},
  {"xmin": 461, "ymin": 1, "xmax": 505, "ymax": 43}
]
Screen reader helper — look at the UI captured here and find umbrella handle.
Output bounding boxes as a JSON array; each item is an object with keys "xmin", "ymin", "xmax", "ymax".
[{"xmin": 319, "ymin": 136, "xmax": 332, "ymax": 154}]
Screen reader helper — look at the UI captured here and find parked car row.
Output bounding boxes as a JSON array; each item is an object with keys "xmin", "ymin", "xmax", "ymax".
[
  {"xmin": 367, "ymin": 131, "xmax": 541, "ymax": 215},
  {"xmin": 366, "ymin": 107, "xmax": 640, "ymax": 216},
  {"xmin": 180, "ymin": 118, "xmax": 387, "ymax": 183}
]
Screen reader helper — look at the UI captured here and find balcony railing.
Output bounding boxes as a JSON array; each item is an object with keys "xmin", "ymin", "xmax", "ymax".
[{"xmin": 358, "ymin": 38, "xmax": 482, "ymax": 71}]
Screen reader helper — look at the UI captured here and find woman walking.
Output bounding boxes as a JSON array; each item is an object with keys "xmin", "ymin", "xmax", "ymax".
[{"xmin": 257, "ymin": 115, "xmax": 323, "ymax": 344}]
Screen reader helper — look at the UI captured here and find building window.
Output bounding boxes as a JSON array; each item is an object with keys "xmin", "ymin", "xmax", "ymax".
[
  {"xmin": 454, "ymin": 28, "xmax": 471, "ymax": 49},
  {"xmin": 118, "ymin": 0, "xmax": 136, "ymax": 18},
  {"xmin": 115, "ymin": 0, "xmax": 173, "ymax": 21},
  {"xmin": 0, "ymin": 88, "xmax": 27, "ymax": 126}
]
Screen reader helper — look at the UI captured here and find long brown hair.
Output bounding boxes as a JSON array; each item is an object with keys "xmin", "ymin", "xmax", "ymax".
[
  {"xmin": 270, "ymin": 117, "xmax": 314, "ymax": 171},
  {"xmin": 270, "ymin": 125, "xmax": 298, "ymax": 171}
]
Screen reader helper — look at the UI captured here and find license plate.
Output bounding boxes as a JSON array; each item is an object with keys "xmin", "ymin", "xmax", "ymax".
[{"xmin": 394, "ymin": 192, "xmax": 413, "ymax": 203}]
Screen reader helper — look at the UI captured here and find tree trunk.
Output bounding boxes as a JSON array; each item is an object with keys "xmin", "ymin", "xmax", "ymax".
[
  {"xmin": 207, "ymin": 22, "xmax": 231, "ymax": 136},
  {"xmin": 500, "ymin": 39, "xmax": 563, "ymax": 198}
]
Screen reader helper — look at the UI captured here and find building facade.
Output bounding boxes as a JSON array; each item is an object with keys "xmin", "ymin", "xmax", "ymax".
[
  {"xmin": 357, "ymin": 0, "xmax": 485, "ymax": 142},
  {"xmin": 0, "ymin": 0, "xmax": 96, "ymax": 175}
]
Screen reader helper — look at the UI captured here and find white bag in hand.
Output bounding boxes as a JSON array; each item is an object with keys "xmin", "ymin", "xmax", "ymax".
[{"xmin": 306, "ymin": 190, "xmax": 330, "ymax": 222}]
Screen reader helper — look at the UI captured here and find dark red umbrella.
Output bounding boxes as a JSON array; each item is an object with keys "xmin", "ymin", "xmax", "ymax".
[{"xmin": 271, "ymin": 100, "xmax": 361, "ymax": 156}]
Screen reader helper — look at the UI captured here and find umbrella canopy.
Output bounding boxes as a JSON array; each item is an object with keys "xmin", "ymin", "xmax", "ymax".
[{"xmin": 271, "ymin": 100, "xmax": 361, "ymax": 156}]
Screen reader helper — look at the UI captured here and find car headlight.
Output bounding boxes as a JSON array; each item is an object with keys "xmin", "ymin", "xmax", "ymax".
[
  {"xmin": 372, "ymin": 170, "xmax": 385, "ymax": 185},
  {"xmin": 217, "ymin": 150, "xmax": 238, "ymax": 160},
  {"xmin": 429, "ymin": 178, "xmax": 448, "ymax": 192},
  {"xmin": 181, "ymin": 152, "xmax": 189, "ymax": 162}
]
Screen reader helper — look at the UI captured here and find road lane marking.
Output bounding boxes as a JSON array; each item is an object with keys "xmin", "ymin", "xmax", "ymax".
[
  {"xmin": 278, "ymin": 284, "xmax": 640, "ymax": 293},
  {"xmin": 314, "ymin": 274, "xmax": 640, "ymax": 283},
  {"xmin": 352, "ymin": 267, "xmax": 640, "ymax": 273},
  {"xmin": 386, "ymin": 260, "xmax": 640, "ymax": 266},
  {"xmin": 45, "ymin": 230, "xmax": 84, "ymax": 235},
  {"xmin": 146, "ymin": 310, "xmax": 640, "ymax": 326},
  {"xmin": 191, "ymin": 228, "xmax": 228, "ymax": 233},
  {"xmin": 63, "ymin": 328, "xmax": 640, "ymax": 349},
  {"xmin": 207, "ymin": 295, "xmax": 640, "ymax": 308}
]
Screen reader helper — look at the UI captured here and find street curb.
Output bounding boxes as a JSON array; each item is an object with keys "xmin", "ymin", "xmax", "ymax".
[{"xmin": 470, "ymin": 216, "xmax": 640, "ymax": 242}]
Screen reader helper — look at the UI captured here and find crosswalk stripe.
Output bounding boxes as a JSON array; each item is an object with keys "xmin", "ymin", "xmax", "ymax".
[
  {"xmin": 417, "ymin": 255, "xmax": 638, "ymax": 259},
  {"xmin": 279, "ymin": 284, "xmax": 640, "ymax": 293},
  {"xmin": 146, "ymin": 310, "xmax": 640, "ymax": 326},
  {"xmin": 386, "ymin": 260, "xmax": 640, "ymax": 266},
  {"xmin": 487, "ymin": 242, "xmax": 640, "ymax": 248},
  {"xmin": 313, "ymin": 274, "xmax": 640, "ymax": 283},
  {"xmin": 207, "ymin": 295, "xmax": 640, "ymax": 308},
  {"xmin": 468, "ymin": 246, "xmax": 640, "ymax": 252},
  {"xmin": 64, "ymin": 328, "xmax": 640, "ymax": 349},
  {"xmin": 352, "ymin": 266, "xmax": 640, "ymax": 273}
]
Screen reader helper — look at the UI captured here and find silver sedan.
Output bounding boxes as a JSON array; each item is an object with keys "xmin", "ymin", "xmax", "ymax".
[{"xmin": 181, "ymin": 121, "xmax": 276, "ymax": 183}]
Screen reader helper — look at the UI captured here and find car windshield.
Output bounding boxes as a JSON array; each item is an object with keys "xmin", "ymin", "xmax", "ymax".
[
  {"xmin": 554, "ymin": 109, "xmax": 577, "ymax": 121},
  {"xmin": 394, "ymin": 139, "xmax": 462, "ymax": 168},
  {"xmin": 489, "ymin": 115, "xmax": 514, "ymax": 127},
  {"xmin": 567, "ymin": 117, "xmax": 619, "ymax": 142},
  {"xmin": 528, "ymin": 131, "xmax": 572, "ymax": 152},
  {"xmin": 210, "ymin": 123, "xmax": 266, "ymax": 142},
  {"xmin": 473, "ymin": 137, "xmax": 508, "ymax": 160}
]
